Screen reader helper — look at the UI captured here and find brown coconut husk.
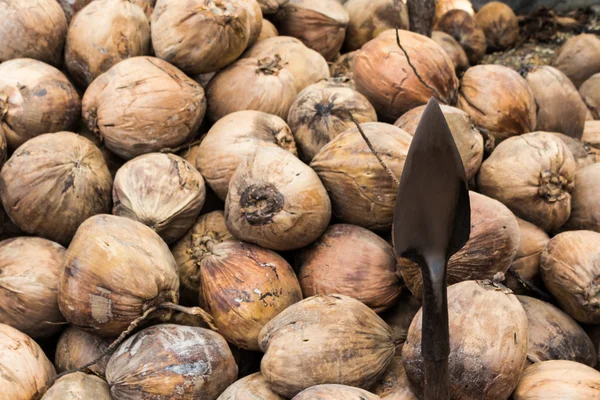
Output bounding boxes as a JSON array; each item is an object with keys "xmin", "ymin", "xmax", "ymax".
[
  {"xmin": 580, "ymin": 73, "xmax": 600, "ymax": 119},
  {"xmin": 582, "ymin": 120, "xmax": 600, "ymax": 156},
  {"xmin": 474, "ymin": 1, "xmax": 520, "ymax": 51},
  {"xmin": 434, "ymin": 0, "xmax": 474, "ymax": 24},
  {"xmin": 257, "ymin": 0, "xmax": 288, "ymax": 15},
  {"xmin": 55, "ymin": 326, "xmax": 112, "ymax": 377},
  {"xmin": 551, "ymin": 33, "xmax": 600, "ymax": 88},
  {"xmin": 218, "ymin": 373, "xmax": 286, "ymax": 400},
  {"xmin": 435, "ymin": 9, "xmax": 486, "ymax": 64},
  {"xmin": 563, "ymin": 163, "xmax": 600, "ymax": 232},
  {"xmin": 258, "ymin": 19, "xmax": 279, "ymax": 41},
  {"xmin": 293, "ymin": 384, "xmax": 381, "ymax": 400},
  {"xmin": 76, "ymin": 123, "xmax": 124, "ymax": 178},
  {"xmin": 550, "ymin": 132, "xmax": 596, "ymax": 170},
  {"xmin": 371, "ymin": 356, "xmax": 419, "ymax": 400},
  {"xmin": 41, "ymin": 372, "xmax": 111, "ymax": 400},
  {"xmin": 329, "ymin": 50, "xmax": 356, "ymax": 82},
  {"xmin": 431, "ymin": 31, "xmax": 469, "ymax": 73}
]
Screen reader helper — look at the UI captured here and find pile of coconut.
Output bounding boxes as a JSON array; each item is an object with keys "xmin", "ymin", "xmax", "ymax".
[{"xmin": 0, "ymin": 0, "xmax": 599, "ymax": 399}]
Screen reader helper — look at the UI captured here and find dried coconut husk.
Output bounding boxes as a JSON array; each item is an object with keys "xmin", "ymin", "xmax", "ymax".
[
  {"xmin": 583, "ymin": 120, "xmax": 600, "ymax": 156},
  {"xmin": 353, "ymin": 29, "xmax": 458, "ymax": 122},
  {"xmin": 106, "ymin": 324, "xmax": 238, "ymax": 400},
  {"xmin": 195, "ymin": 110, "xmax": 297, "ymax": 201},
  {"xmin": 403, "ymin": 279, "xmax": 528, "ymax": 400},
  {"xmin": 258, "ymin": 19, "xmax": 279, "ymax": 41},
  {"xmin": 225, "ymin": 145, "xmax": 331, "ymax": 251},
  {"xmin": 76, "ymin": 123, "xmax": 124, "ymax": 178},
  {"xmin": 310, "ymin": 122, "xmax": 410, "ymax": 230},
  {"xmin": 551, "ymin": 34, "xmax": 600, "ymax": 88},
  {"xmin": 371, "ymin": 356, "xmax": 418, "ymax": 400},
  {"xmin": 112, "ymin": 153, "xmax": 206, "ymax": 244},
  {"xmin": 240, "ymin": 0, "xmax": 264, "ymax": 46},
  {"xmin": 380, "ymin": 291, "xmax": 422, "ymax": 352},
  {"xmin": 200, "ymin": 240, "xmax": 302, "ymax": 351},
  {"xmin": 296, "ymin": 224, "xmax": 401, "ymax": 313},
  {"xmin": 258, "ymin": 294, "xmax": 395, "ymax": 398},
  {"xmin": 329, "ymin": 51, "xmax": 356, "ymax": 82},
  {"xmin": 343, "ymin": 0, "xmax": 409, "ymax": 52},
  {"xmin": 513, "ymin": 360, "xmax": 600, "ymax": 400},
  {"xmin": 0, "ymin": 237, "xmax": 66, "ymax": 338},
  {"xmin": 258, "ymin": 0, "xmax": 287, "ymax": 15},
  {"xmin": 394, "ymin": 104, "xmax": 483, "ymax": 180},
  {"xmin": 288, "ymin": 80, "xmax": 377, "ymax": 162},
  {"xmin": 65, "ymin": 0, "xmax": 151, "ymax": 87},
  {"xmin": 58, "ymin": 0, "xmax": 156, "ymax": 22},
  {"xmin": 41, "ymin": 372, "xmax": 111, "ymax": 400},
  {"xmin": 273, "ymin": 0, "xmax": 349, "ymax": 61},
  {"xmin": 476, "ymin": 132, "xmax": 576, "ymax": 232},
  {"xmin": 0, "ymin": 59, "xmax": 81, "ymax": 150},
  {"xmin": 218, "ymin": 373, "xmax": 285, "ymax": 400},
  {"xmin": 517, "ymin": 295, "xmax": 597, "ymax": 367},
  {"xmin": 580, "ymin": 73, "xmax": 600, "ymax": 119},
  {"xmin": 151, "ymin": 0, "xmax": 255, "ymax": 75},
  {"xmin": 293, "ymin": 384, "xmax": 381, "ymax": 399},
  {"xmin": 0, "ymin": 323, "xmax": 56, "ymax": 400},
  {"xmin": 82, "ymin": 56, "xmax": 206, "ymax": 160},
  {"xmin": 435, "ymin": 10, "xmax": 486, "ymax": 64},
  {"xmin": 55, "ymin": 326, "xmax": 111, "ymax": 377},
  {"xmin": 434, "ymin": 0, "xmax": 474, "ymax": 24},
  {"xmin": 0, "ymin": 0, "xmax": 67, "ymax": 67},
  {"xmin": 0, "ymin": 132, "xmax": 112, "ymax": 245},
  {"xmin": 526, "ymin": 66, "xmax": 587, "ymax": 139},
  {"xmin": 541, "ymin": 230, "xmax": 600, "ymax": 324},
  {"xmin": 474, "ymin": 1, "xmax": 519, "ymax": 51},
  {"xmin": 206, "ymin": 55, "xmax": 297, "ymax": 121},
  {"xmin": 563, "ymin": 164, "xmax": 600, "ymax": 232},
  {"xmin": 550, "ymin": 132, "xmax": 596, "ymax": 170},
  {"xmin": 431, "ymin": 31, "xmax": 469, "ymax": 73},
  {"xmin": 399, "ymin": 191, "xmax": 520, "ymax": 299},
  {"xmin": 457, "ymin": 64, "xmax": 536, "ymax": 143},
  {"xmin": 58, "ymin": 214, "xmax": 180, "ymax": 337}
]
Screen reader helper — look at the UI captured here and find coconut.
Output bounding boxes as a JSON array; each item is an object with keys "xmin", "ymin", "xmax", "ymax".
[
  {"xmin": 288, "ymin": 80, "xmax": 377, "ymax": 162},
  {"xmin": 526, "ymin": 66, "xmax": 588, "ymax": 139},
  {"xmin": 151, "ymin": 0, "xmax": 255, "ymax": 75},
  {"xmin": 475, "ymin": 1, "xmax": 519, "ymax": 51},
  {"xmin": 241, "ymin": 0, "xmax": 264, "ymax": 46},
  {"xmin": 112, "ymin": 153, "xmax": 206, "ymax": 244},
  {"xmin": 194, "ymin": 110, "xmax": 297, "ymax": 201},
  {"xmin": 343, "ymin": 0, "xmax": 409, "ymax": 52},
  {"xmin": 258, "ymin": 19, "xmax": 279, "ymax": 41},
  {"xmin": 0, "ymin": 323, "xmax": 56, "ymax": 400},
  {"xmin": 293, "ymin": 385, "xmax": 381, "ymax": 399},
  {"xmin": 106, "ymin": 324, "xmax": 238, "ymax": 400},
  {"xmin": 394, "ymin": 104, "xmax": 483, "ymax": 180},
  {"xmin": 370, "ymin": 356, "xmax": 418, "ymax": 400},
  {"xmin": 541, "ymin": 230, "xmax": 600, "ymax": 324},
  {"xmin": 243, "ymin": 36, "xmax": 330, "ymax": 92},
  {"xmin": 434, "ymin": 10, "xmax": 486, "ymax": 64},
  {"xmin": 403, "ymin": 279, "xmax": 528, "ymax": 400},
  {"xmin": 399, "ymin": 191, "xmax": 520, "ymax": 298},
  {"xmin": 58, "ymin": 214, "xmax": 180, "ymax": 337},
  {"xmin": 65, "ymin": 0, "xmax": 151, "ymax": 88},
  {"xmin": 0, "ymin": 59, "xmax": 81, "ymax": 150},
  {"xmin": 513, "ymin": 360, "xmax": 600, "ymax": 400},
  {"xmin": 59, "ymin": 0, "xmax": 156, "ymax": 21},
  {"xmin": 580, "ymin": 73, "xmax": 600, "ymax": 119},
  {"xmin": 273, "ymin": 0, "xmax": 349, "ymax": 61},
  {"xmin": 431, "ymin": 31, "xmax": 469, "ymax": 73},
  {"xmin": 310, "ymin": 122, "xmax": 411, "ymax": 230},
  {"xmin": 551, "ymin": 34, "xmax": 600, "ymax": 88},
  {"xmin": 583, "ymin": 121, "xmax": 600, "ymax": 156},
  {"xmin": 329, "ymin": 51, "xmax": 356, "ymax": 81},
  {"xmin": 296, "ymin": 224, "xmax": 400, "ymax": 312},
  {"xmin": 380, "ymin": 292, "xmax": 422, "ymax": 352},
  {"xmin": 41, "ymin": 372, "xmax": 111, "ymax": 400},
  {"xmin": 551, "ymin": 132, "xmax": 597, "ymax": 171},
  {"xmin": 563, "ymin": 164, "xmax": 600, "ymax": 232},
  {"xmin": 0, "ymin": 237, "xmax": 66, "ymax": 338},
  {"xmin": 353, "ymin": 29, "xmax": 459, "ymax": 121},
  {"xmin": 476, "ymin": 132, "xmax": 576, "ymax": 232},
  {"xmin": 82, "ymin": 56, "xmax": 206, "ymax": 160},
  {"xmin": 225, "ymin": 145, "xmax": 331, "ymax": 251},
  {"xmin": 457, "ymin": 65, "xmax": 536, "ymax": 143},
  {"xmin": 258, "ymin": 294, "xmax": 395, "ymax": 398},
  {"xmin": 55, "ymin": 326, "xmax": 111, "ymax": 377},
  {"xmin": 218, "ymin": 373, "xmax": 285, "ymax": 400},
  {"xmin": 76, "ymin": 123, "xmax": 124, "ymax": 178},
  {"xmin": 434, "ymin": 0, "xmax": 474, "ymax": 24},
  {"xmin": 0, "ymin": 0, "xmax": 67, "ymax": 66},
  {"xmin": 0, "ymin": 132, "xmax": 112, "ymax": 245},
  {"xmin": 517, "ymin": 295, "xmax": 597, "ymax": 367},
  {"xmin": 258, "ymin": 0, "xmax": 287, "ymax": 15}
]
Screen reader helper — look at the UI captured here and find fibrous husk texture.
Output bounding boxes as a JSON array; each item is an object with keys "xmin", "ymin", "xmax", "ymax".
[{"xmin": 55, "ymin": 326, "xmax": 112, "ymax": 377}]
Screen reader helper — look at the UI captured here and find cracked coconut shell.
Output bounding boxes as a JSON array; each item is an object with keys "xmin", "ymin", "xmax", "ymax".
[
  {"xmin": 258, "ymin": 19, "xmax": 279, "ymax": 41},
  {"xmin": 432, "ymin": 31, "xmax": 469, "ymax": 73},
  {"xmin": 0, "ymin": 0, "xmax": 67, "ymax": 67},
  {"xmin": 403, "ymin": 280, "xmax": 528, "ymax": 400},
  {"xmin": 258, "ymin": 294, "xmax": 395, "ymax": 398},
  {"xmin": 106, "ymin": 324, "xmax": 238, "ymax": 400},
  {"xmin": 353, "ymin": 29, "xmax": 458, "ymax": 122},
  {"xmin": 0, "ymin": 323, "xmax": 56, "ymax": 400},
  {"xmin": 41, "ymin": 372, "xmax": 111, "ymax": 400},
  {"xmin": 477, "ymin": 131, "xmax": 576, "ymax": 232},
  {"xmin": 0, "ymin": 237, "xmax": 66, "ymax": 339},
  {"xmin": 399, "ymin": 191, "xmax": 520, "ymax": 299},
  {"xmin": 475, "ymin": 1, "xmax": 519, "ymax": 51},
  {"xmin": 113, "ymin": 153, "xmax": 206, "ymax": 244},
  {"xmin": 541, "ymin": 230, "xmax": 600, "ymax": 324},
  {"xmin": 55, "ymin": 326, "xmax": 111, "ymax": 377},
  {"xmin": 551, "ymin": 33, "xmax": 600, "ymax": 88},
  {"xmin": 217, "ymin": 372, "xmax": 285, "ymax": 400},
  {"xmin": 310, "ymin": 122, "xmax": 411, "ymax": 230},
  {"xmin": 58, "ymin": 214, "xmax": 180, "ymax": 337},
  {"xmin": 370, "ymin": 356, "xmax": 418, "ymax": 400},
  {"xmin": 293, "ymin": 385, "xmax": 381, "ymax": 400},
  {"xmin": 200, "ymin": 240, "xmax": 303, "ymax": 351},
  {"xmin": 517, "ymin": 295, "xmax": 597, "ymax": 367},
  {"xmin": 435, "ymin": 10, "xmax": 486, "ymax": 64},
  {"xmin": 194, "ymin": 110, "xmax": 297, "ymax": 201},
  {"xmin": 0, "ymin": 132, "xmax": 112, "ymax": 246},
  {"xmin": 458, "ymin": 64, "xmax": 536, "ymax": 143},
  {"xmin": 65, "ymin": 0, "xmax": 151, "ymax": 88},
  {"xmin": 580, "ymin": 73, "xmax": 600, "ymax": 119},
  {"xmin": 225, "ymin": 145, "xmax": 331, "ymax": 251},
  {"xmin": 295, "ymin": 224, "xmax": 401, "ymax": 313},
  {"xmin": 563, "ymin": 163, "xmax": 600, "ymax": 232},
  {"xmin": 434, "ymin": 0, "xmax": 474, "ymax": 24},
  {"xmin": 0, "ymin": 59, "xmax": 81, "ymax": 150},
  {"xmin": 273, "ymin": 0, "xmax": 349, "ymax": 61},
  {"xmin": 82, "ymin": 56, "xmax": 206, "ymax": 160},
  {"xmin": 287, "ymin": 80, "xmax": 377, "ymax": 162}
]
